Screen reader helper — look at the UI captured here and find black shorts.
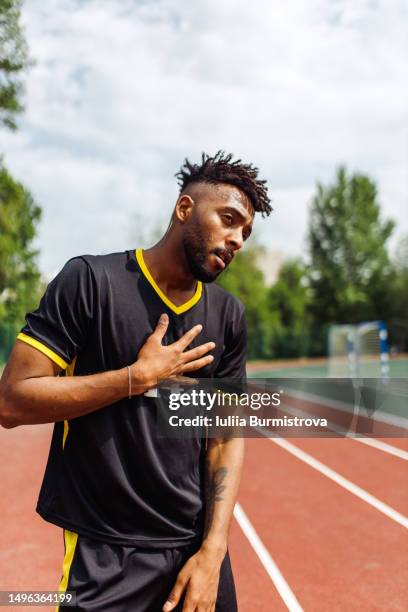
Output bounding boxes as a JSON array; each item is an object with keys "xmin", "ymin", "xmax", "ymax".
[{"xmin": 58, "ymin": 530, "xmax": 238, "ymax": 612}]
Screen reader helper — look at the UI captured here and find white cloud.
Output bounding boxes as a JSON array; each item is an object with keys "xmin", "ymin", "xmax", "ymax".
[{"xmin": 2, "ymin": 0, "xmax": 407, "ymax": 274}]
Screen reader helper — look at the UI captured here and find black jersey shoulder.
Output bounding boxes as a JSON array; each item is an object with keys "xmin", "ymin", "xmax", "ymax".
[
  {"xmin": 205, "ymin": 281, "xmax": 245, "ymax": 319},
  {"xmin": 79, "ymin": 251, "xmax": 131, "ymax": 275}
]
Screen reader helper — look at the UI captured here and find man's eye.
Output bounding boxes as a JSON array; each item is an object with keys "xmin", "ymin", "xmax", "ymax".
[{"xmin": 223, "ymin": 214, "xmax": 233, "ymax": 224}]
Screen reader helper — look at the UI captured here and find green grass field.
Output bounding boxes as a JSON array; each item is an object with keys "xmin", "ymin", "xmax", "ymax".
[{"xmin": 248, "ymin": 358, "xmax": 408, "ymax": 379}]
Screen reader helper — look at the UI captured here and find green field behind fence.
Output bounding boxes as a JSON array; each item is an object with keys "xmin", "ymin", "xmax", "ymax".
[
  {"xmin": 0, "ymin": 324, "xmax": 18, "ymax": 366},
  {"xmin": 248, "ymin": 359, "xmax": 408, "ymax": 379}
]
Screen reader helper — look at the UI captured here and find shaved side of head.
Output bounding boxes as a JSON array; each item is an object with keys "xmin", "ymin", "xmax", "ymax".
[{"xmin": 181, "ymin": 182, "xmax": 254, "ymax": 216}]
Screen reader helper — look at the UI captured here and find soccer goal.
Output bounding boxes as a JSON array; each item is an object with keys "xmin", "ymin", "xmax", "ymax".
[{"xmin": 328, "ymin": 321, "xmax": 389, "ymax": 377}]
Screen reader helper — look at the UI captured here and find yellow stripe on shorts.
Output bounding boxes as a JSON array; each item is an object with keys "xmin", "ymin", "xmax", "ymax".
[{"xmin": 56, "ymin": 529, "xmax": 78, "ymax": 612}]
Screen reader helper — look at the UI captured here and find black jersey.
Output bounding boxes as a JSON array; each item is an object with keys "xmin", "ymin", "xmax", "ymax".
[{"xmin": 18, "ymin": 249, "xmax": 247, "ymax": 547}]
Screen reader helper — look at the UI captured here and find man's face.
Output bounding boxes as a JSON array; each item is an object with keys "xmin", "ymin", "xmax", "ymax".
[{"xmin": 181, "ymin": 183, "xmax": 254, "ymax": 283}]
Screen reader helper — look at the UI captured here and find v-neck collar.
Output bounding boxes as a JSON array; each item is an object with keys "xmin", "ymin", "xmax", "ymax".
[{"xmin": 135, "ymin": 248, "xmax": 203, "ymax": 315}]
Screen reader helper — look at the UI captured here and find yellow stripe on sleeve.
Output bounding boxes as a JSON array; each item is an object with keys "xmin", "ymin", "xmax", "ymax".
[{"xmin": 16, "ymin": 333, "xmax": 68, "ymax": 370}]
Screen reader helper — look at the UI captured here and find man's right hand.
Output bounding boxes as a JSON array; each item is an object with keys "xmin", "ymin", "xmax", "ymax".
[{"xmin": 131, "ymin": 313, "xmax": 215, "ymax": 393}]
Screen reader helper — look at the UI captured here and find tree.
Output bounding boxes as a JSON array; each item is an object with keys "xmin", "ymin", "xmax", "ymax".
[
  {"xmin": 308, "ymin": 167, "xmax": 394, "ymax": 325},
  {"xmin": 0, "ymin": 0, "xmax": 40, "ymax": 360},
  {"xmin": 386, "ymin": 235, "xmax": 408, "ymax": 352},
  {"xmin": 217, "ymin": 244, "xmax": 277, "ymax": 360},
  {"xmin": 268, "ymin": 258, "xmax": 312, "ymax": 357},
  {"xmin": 0, "ymin": 161, "xmax": 41, "ymax": 326},
  {"xmin": 0, "ymin": 0, "xmax": 30, "ymax": 130}
]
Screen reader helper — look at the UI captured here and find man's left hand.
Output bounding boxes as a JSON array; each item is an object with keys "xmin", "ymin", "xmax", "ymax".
[{"xmin": 162, "ymin": 546, "xmax": 224, "ymax": 612}]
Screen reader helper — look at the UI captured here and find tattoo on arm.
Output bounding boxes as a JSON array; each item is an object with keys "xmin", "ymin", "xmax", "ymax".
[
  {"xmin": 204, "ymin": 464, "xmax": 228, "ymax": 537},
  {"xmin": 213, "ymin": 467, "xmax": 227, "ymax": 501}
]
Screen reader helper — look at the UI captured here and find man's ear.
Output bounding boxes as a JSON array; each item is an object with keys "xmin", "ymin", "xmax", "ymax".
[{"xmin": 174, "ymin": 195, "xmax": 195, "ymax": 224}]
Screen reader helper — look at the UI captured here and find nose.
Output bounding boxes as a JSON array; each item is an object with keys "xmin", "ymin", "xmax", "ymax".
[{"xmin": 226, "ymin": 228, "xmax": 244, "ymax": 251}]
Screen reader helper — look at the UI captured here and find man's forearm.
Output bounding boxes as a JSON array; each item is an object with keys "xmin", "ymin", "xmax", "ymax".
[
  {"xmin": 201, "ymin": 436, "xmax": 245, "ymax": 558},
  {"xmin": 161, "ymin": 437, "xmax": 245, "ymax": 611},
  {"xmin": 0, "ymin": 317, "xmax": 214, "ymax": 429},
  {"xmin": 0, "ymin": 364, "xmax": 148, "ymax": 428}
]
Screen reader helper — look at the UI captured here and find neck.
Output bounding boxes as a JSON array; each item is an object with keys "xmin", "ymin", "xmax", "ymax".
[{"xmin": 142, "ymin": 234, "xmax": 197, "ymax": 294}]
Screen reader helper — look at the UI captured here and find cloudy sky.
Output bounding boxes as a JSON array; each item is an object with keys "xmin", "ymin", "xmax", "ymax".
[{"xmin": 2, "ymin": 0, "xmax": 407, "ymax": 276}]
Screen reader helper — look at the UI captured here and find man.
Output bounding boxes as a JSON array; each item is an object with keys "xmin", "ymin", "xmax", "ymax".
[{"xmin": 0, "ymin": 151, "xmax": 271, "ymax": 611}]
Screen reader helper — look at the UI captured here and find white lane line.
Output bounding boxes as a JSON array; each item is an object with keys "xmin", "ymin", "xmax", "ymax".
[
  {"xmin": 259, "ymin": 432, "xmax": 408, "ymax": 529},
  {"xmin": 279, "ymin": 403, "xmax": 408, "ymax": 461},
  {"xmin": 234, "ymin": 502, "xmax": 304, "ymax": 612},
  {"xmin": 354, "ymin": 436, "xmax": 408, "ymax": 460}
]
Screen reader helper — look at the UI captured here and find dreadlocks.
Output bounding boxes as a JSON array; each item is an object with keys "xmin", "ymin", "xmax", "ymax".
[{"xmin": 175, "ymin": 151, "xmax": 272, "ymax": 217}]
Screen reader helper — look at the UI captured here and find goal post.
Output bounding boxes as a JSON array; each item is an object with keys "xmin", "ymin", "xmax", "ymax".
[{"xmin": 328, "ymin": 321, "xmax": 389, "ymax": 377}]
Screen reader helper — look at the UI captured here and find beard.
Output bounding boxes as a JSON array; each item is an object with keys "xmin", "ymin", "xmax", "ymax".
[{"xmin": 182, "ymin": 222, "xmax": 220, "ymax": 283}]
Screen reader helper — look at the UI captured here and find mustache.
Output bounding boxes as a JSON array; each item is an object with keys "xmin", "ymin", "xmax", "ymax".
[{"xmin": 213, "ymin": 247, "xmax": 234, "ymax": 265}]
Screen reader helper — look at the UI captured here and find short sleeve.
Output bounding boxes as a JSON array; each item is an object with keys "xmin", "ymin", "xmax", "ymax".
[
  {"xmin": 214, "ymin": 304, "xmax": 247, "ymax": 379},
  {"xmin": 17, "ymin": 257, "xmax": 94, "ymax": 369}
]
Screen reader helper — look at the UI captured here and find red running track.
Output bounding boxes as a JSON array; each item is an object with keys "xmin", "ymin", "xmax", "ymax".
[
  {"xmin": 288, "ymin": 438, "xmax": 408, "ymax": 516},
  {"xmin": 0, "ymin": 425, "xmax": 407, "ymax": 610},
  {"xmin": 0, "ymin": 425, "xmax": 62, "ymax": 612},
  {"xmin": 235, "ymin": 438, "xmax": 407, "ymax": 610}
]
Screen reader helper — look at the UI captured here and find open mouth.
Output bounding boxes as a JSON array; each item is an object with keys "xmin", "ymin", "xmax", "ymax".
[{"xmin": 219, "ymin": 250, "xmax": 233, "ymax": 265}]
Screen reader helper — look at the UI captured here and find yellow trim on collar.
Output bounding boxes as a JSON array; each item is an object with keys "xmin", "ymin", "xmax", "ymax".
[
  {"xmin": 135, "ymin": 248, "xmax": 202, "ymax": 315},
  {"xmin": 16, "ymin": 333, "xmax": 68, "ymax": 369}
]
